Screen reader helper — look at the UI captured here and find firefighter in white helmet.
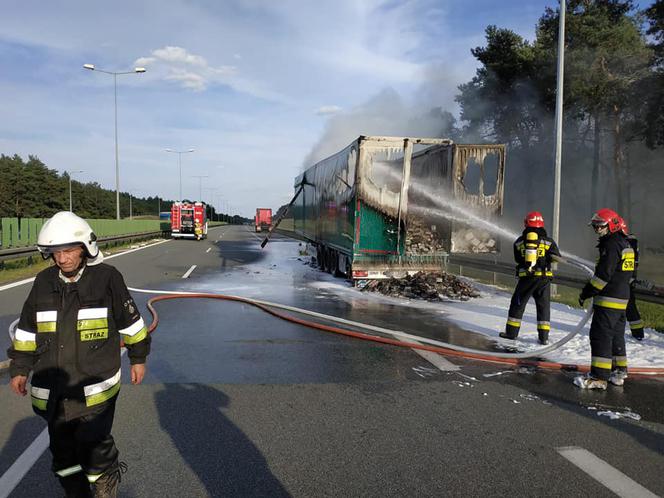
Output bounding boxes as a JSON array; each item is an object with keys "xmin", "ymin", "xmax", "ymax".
[{"xmin": 7, "ymin": 211, "xmax": 151, "ymax": 497}]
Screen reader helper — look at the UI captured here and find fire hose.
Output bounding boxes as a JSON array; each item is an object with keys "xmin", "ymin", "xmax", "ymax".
[{"xmin": 7, "ymin": 257, "xmax": 664, "ymax": 375}]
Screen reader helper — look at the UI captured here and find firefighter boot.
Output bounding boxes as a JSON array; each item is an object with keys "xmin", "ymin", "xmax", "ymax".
[
  {"xmin": 573, "ymin": 374, "xmax": 608, "ymax": 390},
  {"xmin": 609, "ymin": 369, "xmax": 628, "ymax": 386},
  {"xmin": 538, "ymin": 331, "xmax": 549, "ymax": 346},
  {"xmin": 58, "ymin": 472, "xmax": 92, "ymax": 498},
  {"xmin": 92, "ymin": 461, "xmax": 126, "ymax": 498}
]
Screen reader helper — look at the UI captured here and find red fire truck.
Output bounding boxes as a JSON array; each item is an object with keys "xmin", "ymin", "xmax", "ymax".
[
  {"xmin": 171, "ymin": 201, "xmax": 208, "ymax": 240},
  {"xmin": 255, "ymin": 208, "xmax": 272, "ymax": 232}
]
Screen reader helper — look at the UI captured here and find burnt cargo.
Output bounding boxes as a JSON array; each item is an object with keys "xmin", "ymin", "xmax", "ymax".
[{"xmin": 293, "ymin": 136, "xmax": 505, "ymax": 280}]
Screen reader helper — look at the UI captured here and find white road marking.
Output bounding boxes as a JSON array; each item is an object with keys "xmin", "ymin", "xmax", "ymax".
[
  {"xmin": 0, "ymin": 239, "xmax": 171, "ymax": 293},
  {"xmin": 182, "ymin": 265, "xmax": 197, "ymax": 279},
  {"xmin": 206, "ymin": 247, "xmax": 212, "ymax": 253},
  {"xmin": 394, "ymin": 336, "xmax": 460, "ymax": 371},
  {"xmin": 556, "ymin": 446, "xmax": 659, "ymax": 498},
  {"xmin": 412, "ymin": 348, "xmax": 460, "ymax": 371},
  {"xmin": 0, "ymin": 428, "xmax": 49, "ymax": 498},
  {"xmin": 0, "ymin": 350, "xmax": 127, "ymax": 497}
]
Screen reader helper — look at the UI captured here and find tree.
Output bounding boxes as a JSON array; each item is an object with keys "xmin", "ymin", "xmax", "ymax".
[{"xmin": 536, "ymin": 0, "xmax": 651, "ymax": 214}]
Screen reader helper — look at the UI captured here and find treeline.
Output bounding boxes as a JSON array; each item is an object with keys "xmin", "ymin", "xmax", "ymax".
[
  {"xmin": 0, "ymin": 154, "xmax": 236, "ymax": 221},
  {"xmin": 440, "ymin": 0, "xmax": 663, "ymax": 252}
]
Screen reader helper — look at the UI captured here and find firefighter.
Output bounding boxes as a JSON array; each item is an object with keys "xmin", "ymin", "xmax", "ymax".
[
  {"xmin": 7, "ymin": 211, "xmax": 151, "ymax": 497},
  {"xmin": 194, "ymin": 219, "xmax": 203, "ymax": 241},
  {"xmin": 620, "ymin": 219, "xmax": 644, "ymax": 341},
  {"xmin": 575, "ymin": 208, "xmax": 634, "ymax": 389},
  {"xmin": 501, "ymin": 211, "xmax": 561, "ymax": 345}
]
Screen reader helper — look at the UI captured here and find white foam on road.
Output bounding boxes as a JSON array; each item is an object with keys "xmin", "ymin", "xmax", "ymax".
[{"xmin": 557, "ymin": 446, "xmax": 659, "ymax": 497}]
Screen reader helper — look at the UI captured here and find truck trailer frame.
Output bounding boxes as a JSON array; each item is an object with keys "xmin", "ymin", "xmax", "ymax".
[{"xmin": 293, "ymin": 136, "xmax": 505, "ymax": 281}]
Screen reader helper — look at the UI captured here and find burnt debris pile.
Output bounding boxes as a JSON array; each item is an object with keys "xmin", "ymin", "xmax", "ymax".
[{"xmin": 362, "ymin": 271, "xmax": 480, "ymax": 301}]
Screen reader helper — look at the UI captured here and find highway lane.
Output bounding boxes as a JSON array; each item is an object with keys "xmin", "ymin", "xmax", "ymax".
[{"xmin": 1, "ymin": 225, "xmax": 664, "ymax": 497}]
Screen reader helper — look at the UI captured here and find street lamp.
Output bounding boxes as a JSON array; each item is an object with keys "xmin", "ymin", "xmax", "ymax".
[
  {"xmin": 129, "ymin": 189, "xmax": 142, "ymax": 220},
  {"xmin": 84, "ymin": 63, "xmax": 146, "ymax": 220},
  {"xmin": 192, "ymin": 175, "xmax": 209, "ymax": 201},
  {"xmin": 165, "ymin": 148, "xmax": 195, "ymax": 201},
  {"xmin": 68, "ymin": 170, "xmax": 84, "ymax": 212},
  {"xmin": 551, "ymin": 0, "xmax": 566, "ymax": 295}
]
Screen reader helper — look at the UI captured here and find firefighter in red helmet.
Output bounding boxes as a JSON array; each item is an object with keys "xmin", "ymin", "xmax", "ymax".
[
  {"xmin": 501, "ymin": 211, "xmax": 561, "ymax": 345},
  {"xmin": 619, "ymin": 218, "xmax": 645, "ymax": 341},
  {"xmin": 575, "ymin": 208, "xmax": 635, "ymax": 389}
]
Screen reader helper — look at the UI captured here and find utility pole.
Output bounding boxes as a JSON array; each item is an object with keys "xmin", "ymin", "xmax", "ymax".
[{"xmin": 551, "ymin": 0, "xmax": 566, "ymax": 296}]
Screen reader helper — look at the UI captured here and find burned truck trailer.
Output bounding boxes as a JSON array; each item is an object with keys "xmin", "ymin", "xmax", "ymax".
[{"xmin": 293, "ymin": 136, "xmax": 505, "ymax": 281}]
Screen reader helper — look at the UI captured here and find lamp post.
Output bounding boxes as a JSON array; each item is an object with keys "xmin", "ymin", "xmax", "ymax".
[
  {"xmin": 129, "ymin": 189, "xmax": 142, "ymax": 221},
  {"xmin": 83, "ymin": 63, "xmax": 146, "ymax": 220},
  {"xmin": 192, "ymin": 175, "xmax": 209, "ymax": 201},
  {"xmin": 68, "ymin": 170, "xmax": 84, "ymax": 212},
  {"xmin": 165, "ymin": 149, "xmax": 195, "ymax": 201},
  {"xmin": 551, "ymin": 0, "xmax": 566, "ymax": 295},
  {"xmin": 203, "ymin": 187, "xmax": 220, "ymax": 220}
]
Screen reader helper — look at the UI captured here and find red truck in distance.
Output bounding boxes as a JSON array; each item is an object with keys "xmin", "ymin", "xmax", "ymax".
[{"xmin": 255, "ymin": 208, "xmax": 272, "ymax": 232}]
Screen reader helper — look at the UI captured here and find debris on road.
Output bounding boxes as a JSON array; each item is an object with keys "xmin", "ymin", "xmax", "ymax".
[{"xmin": 361, "ymin": 271, "xmax": 480, "ymax": 301}]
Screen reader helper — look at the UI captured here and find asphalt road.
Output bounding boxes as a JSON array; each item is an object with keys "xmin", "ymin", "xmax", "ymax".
[{"xmin": 1, "ymin": 225, "xmax": 663, "ymax": 497}]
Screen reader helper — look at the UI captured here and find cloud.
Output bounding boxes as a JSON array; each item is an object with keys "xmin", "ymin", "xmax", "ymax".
[
  {"xmin": 315, "ymin": 105, "xmax": 342, "ymax": 116},
  {"xmin": 135, "ymin": 45, "xmax": 237, "ymax": 92}
]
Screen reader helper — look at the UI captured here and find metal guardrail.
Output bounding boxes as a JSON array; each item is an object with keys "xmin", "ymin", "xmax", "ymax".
[
  {"xmin": 0, "ymin": 231, "xmax": 166, "ymax": 263},
  {"xmin": 448, "ymin": 254, "xmax": 664, "ymax": 305}
]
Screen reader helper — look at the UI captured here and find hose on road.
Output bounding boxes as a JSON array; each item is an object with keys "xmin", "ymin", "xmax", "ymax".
[{"xmin": 128, "ymin": 285, "xmax": 664, "ymax": 376}]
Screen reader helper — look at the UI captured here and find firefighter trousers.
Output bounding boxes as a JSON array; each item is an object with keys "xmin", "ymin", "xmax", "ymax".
[
  {"xmin": 46, "ymin": 398, "xmax": 119, "ymax": 486},
  {"xmin": 505, "ymin": 277, "xmax": 551, "ymax": 341},
  {"xmin": 626, "ymin": 287, "xmax": 644, "ymax": 339},
  {"xmin": 589, "ymin": 306, "xmax": 627, "ymax": 381}
]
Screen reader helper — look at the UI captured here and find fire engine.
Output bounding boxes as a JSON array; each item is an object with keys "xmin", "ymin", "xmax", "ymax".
[{"xmin": 171, "ymin": 201, "xmax": 208, "ymax": 240}]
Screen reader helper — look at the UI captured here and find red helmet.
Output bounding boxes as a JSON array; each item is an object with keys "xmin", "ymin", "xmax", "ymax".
[
  {"xmin": 524, "ymin": 211, "xmax": 544, "ymax": 228},
  {"xmin": 619, "ymin": 217, "xmax": 628, "ymax": 234},
  {"xmin": 590, "ymin": 208, "xmax": 622, "ymax": 234}
]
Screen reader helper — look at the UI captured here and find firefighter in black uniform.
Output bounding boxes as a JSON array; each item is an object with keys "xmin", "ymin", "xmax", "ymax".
[
  {"xmin": 7, "ymin": 211, "xmax": 151, "ymax": 497},
  {"xmin": 501, "ymin": 211, "xmax": 561, "ymax": 345},
  {"xmin": 575, "ymin": 208, "xmax": 634, "ymax": 389},
  {"xmin": 620, "ymin": 219, "xmax": 645, "ymax": 340}
]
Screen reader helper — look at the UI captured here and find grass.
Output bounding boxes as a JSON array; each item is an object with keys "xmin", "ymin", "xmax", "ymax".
[{"xmin": 449, "ymin": 264, "xmax": 664, "ymax": 333}]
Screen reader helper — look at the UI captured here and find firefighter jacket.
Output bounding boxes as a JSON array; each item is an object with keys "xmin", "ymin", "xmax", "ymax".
[
  {"xmin": 580, "ymin": 231, "xmax": 635, "ymax": 310},
  {"xmin": 513, "ymin": 227, "xmax": 561, "ymax": 278},
  {"xmin": 8, "ymin": 263, "xmax": 150, "ymax": 420}
]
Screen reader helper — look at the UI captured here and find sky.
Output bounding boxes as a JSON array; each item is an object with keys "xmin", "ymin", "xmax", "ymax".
[{"xmin": 0, "ymin": 0, "xmax": 655, "ymax": 218}]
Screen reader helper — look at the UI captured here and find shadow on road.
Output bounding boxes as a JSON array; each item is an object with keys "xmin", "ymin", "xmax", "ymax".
[{"xmin": 154, "ymin": 366, "xmax": 290, "ymax": 497}]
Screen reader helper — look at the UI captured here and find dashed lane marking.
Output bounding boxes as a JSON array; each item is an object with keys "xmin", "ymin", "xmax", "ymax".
[
  {"xmin": 182, "ymin": 265, "xmax": 197, "ymax": 279},
  {"xmin": 412, "ymin": 348, "xmax": 461, "ymax": 371},
  {"xmin": 556, "ymin": 446, "xmax": 658, "ymax": 498},
  {"xmin": 394, "ymin": 336, "xmax": 460, "ymax": 371}
]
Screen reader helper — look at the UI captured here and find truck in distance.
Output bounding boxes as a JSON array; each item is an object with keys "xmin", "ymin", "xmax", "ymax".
[{"xmin": 255, "ymin": 208, "xmax": 272, "ymax": 232}]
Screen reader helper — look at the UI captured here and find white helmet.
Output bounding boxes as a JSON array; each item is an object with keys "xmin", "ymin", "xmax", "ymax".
[{"xmin": 37, "ymin": 211, "xmax": 103, "ymax": 265}]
